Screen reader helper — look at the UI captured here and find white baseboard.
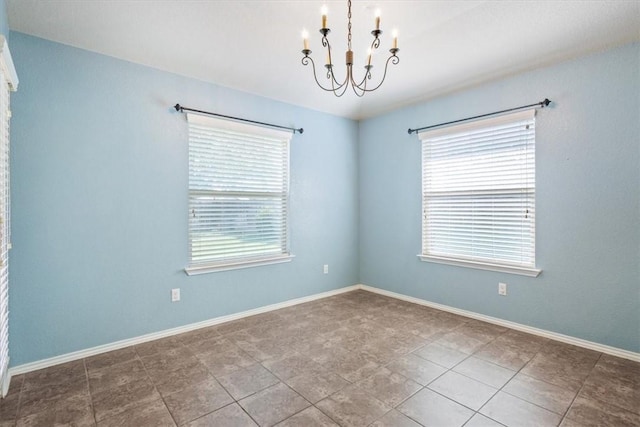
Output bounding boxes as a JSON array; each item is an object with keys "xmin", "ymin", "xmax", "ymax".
[
  {"xmin": 8, "ymin": 285, "xmax": 360, "ymax": 376},
  {"xmin": 8, "ymin": 282, "xmax": 638, "ymax": 381},
  {"xmin": 359, "ymin": 284, "xmax": 640, "ymax": 363}
]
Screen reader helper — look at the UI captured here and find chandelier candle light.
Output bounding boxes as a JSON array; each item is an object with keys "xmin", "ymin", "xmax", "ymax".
[{"xmin": 301, "ymin": 0, "xmax": 399, "ymax": 97}]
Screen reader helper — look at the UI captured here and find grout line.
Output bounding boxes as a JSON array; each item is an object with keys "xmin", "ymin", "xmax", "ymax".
[
  {"xmin": 558, "ymin": 351, "xmax": 604, "ymax": 425},
  {"xmin": 82, "ymin": 358, "xmax": 98, "ymax": 426},
  {"xmin": 133, "ymin": 344, "xmax": 180, "ymax": 427}
]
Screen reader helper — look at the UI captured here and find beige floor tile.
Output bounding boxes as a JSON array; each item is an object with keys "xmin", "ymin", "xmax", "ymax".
[
  {"xmin": 0, "ymin": 394, "xmax": 19, "ymax": 426},
  {"xmin": 186, "ymin": 403, "xmax": 257, "ymax": 427},
  {"xmin": 88, "ymin": 358, "xmax": 149, "ymax": 394},
  {"xmin": 274, "ymin": 406, "xmax": 338, "ymax": 426},
  {"xmin": 502, "ymin": 372, "xmax": 577, "ymax": 415},
  {"xmin": 564, "ymin": 395, "xmax": 640, "ymax": 427},
  {"xmin": 139, "ymin": 346, "xmax": 198, "ymax": 373},
  {"xmin": 16, "ymin": 393, "xmax": 94, "ymax": 427},
  {"xmin": 428, "ymin": 370, "xmax": 497, "ymax": 410},
  {"xmin": 285, "ymin": 370, "xmax": 349, "ymax": 404},
  {"xmin": 97, "ymin": 398, "xmax": 175, "ymax": 427},
  {"xmin": 369, "ymin": 409, "xmax": 422, "ymax": 427},
  {"xmin": 18, "ymin": 375, "xmax": 90, "ymax": 418},
  {"xmin": 520, "ymin": 351, "xmax": 598, "ymax": 392},
  {"xmin": 22, "ymin": 360, "xmax": 86, "ymax": 392},
  {"xmin": 147, "ymin": 359, "xmax": 211, "ymax": 396},
  {"xmin": 174, "ymin": 326, "xmax": 222, "ymax": 346},
  {"xmin": 216, "ymin": 364, "xmax": 279, "ymax": 400},
  {"xmin": 413, "ymin": 342, "xmax": 469, "ymax": 369},
  {"xmin": 354, "ymin": 367, "xmax": 422, "ymax": 408},
  {"xmin": 464, "ymin": 413, "xmax": 504, "ymax": 427},
  {"xmin": 85, "ymin": 347, "xmax": 138, "ymax": 371},
  {"xmin": 315, "ymin": 385, "xmax": 391, "ymax": 427},
  {"xmin": 134, "ymin": 336, "xmax": 183, "ymax": 358},
  {"xmin": 452, "ymin": 356, "xmax": 516, "ymax": 389},
  {"xmin": 321, "ymin": 350, "xmax": 380, "ymax": 383},
  {"xmin": 239, "ymin": 383, "xmax": 310, "ymax": 427},
  {"xmin": 474, "ymin": 330, "xmax": 546, "ymax": 371},
  {"xmin": 579, "ymin": 358, "xmax": 639, "ymax": 414},
  {"xmin": 480, "ymin": 391, "xmax": 562, "ymax": 427},
  {"xmin": 262, "ymin": 352, "xmax": 325, "ymax": 381},
  {"xmin": 196, "ymin": 346, "xmax": 257, "ymax": 377},
  {"xmin": 386, "ymin": 354, "xmax": 446, "ymax": 386},
  {"xmin": 91, "ymin": 377, "xmax": 160, "ymax": 422},
  {"xmin": 397, "ymin": 388, "xmax": 473, "ymax": 426},
  {"xmin": 163, "ymin": 376, "xmax": 233, "ymax": 425}
]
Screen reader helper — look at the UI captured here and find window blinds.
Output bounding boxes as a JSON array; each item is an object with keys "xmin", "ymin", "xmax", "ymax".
[
  {"xmin": 420, "ymin": 109, "xmax": 538, "ymax": 274},
  {"xmin": 186, "ymin": 114, "xmax": 292, "ymax": 273},
  {"xmin": 0, "ymin": 35, "xmax": 17, "ymax": 397}
]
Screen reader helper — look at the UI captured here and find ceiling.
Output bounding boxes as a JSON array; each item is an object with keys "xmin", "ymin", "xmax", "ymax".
[{"xmin": 6, "ymin": 1, "xmax": 640, "ymax": 120}]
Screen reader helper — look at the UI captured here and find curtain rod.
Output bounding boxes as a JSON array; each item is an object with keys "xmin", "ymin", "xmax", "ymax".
[
  {"xmin": 174, "ymin": 104, "xmax": 304, "ymax": 134},
  {"xmin": 407, "ymin": 98, "xmax": 551, "ymax": 135}
]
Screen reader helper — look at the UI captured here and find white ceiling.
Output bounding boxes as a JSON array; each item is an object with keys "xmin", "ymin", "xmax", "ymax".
[{"xmin": 6, "ymin": 0, "xmax": 640, "ymax": 120}]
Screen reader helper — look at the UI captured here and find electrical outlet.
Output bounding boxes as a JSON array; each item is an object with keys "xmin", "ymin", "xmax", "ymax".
[
  {"xmin": 498, "ymin": 282, "xmax": 507, "ymax": 296},
  {"xmin": 323, "ymin": 264, "xmax": 329, "ymax": 274},
  {"xmin": 171, "ymin": 288, "xmax": 181, "ymax": 302}
]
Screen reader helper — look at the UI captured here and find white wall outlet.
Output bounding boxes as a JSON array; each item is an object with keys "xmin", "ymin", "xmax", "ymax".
[
  {"xmin": 323, "ymin": 264, "xmax": 329, "ymax": 274},
  {"xmin": 498, "ymin": 282, "xmax": 507, "ymax": 296},
  {"xmin": 171, "ymin": 288, "xmax": 181, "ymax": 302}
]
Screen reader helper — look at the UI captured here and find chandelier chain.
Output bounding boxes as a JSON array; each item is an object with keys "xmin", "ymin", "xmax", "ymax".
[{"xmin": 347, "ymin": 0, "xmax": 352, "ymax": 51}]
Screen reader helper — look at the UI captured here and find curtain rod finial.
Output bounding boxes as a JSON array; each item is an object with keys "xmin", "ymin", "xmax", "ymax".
[
  {"xmin": 297, "ymin": 128, "xmax": 304, "ymax": 134},
  {"xmin": 542, "ymin": 98, "xmax": 551, "ymax": 107},
  {"xmin": 408, "ymin": 128, "xmax": 414, "ymax": 134},
  {"xmin": 174, "ymin": 103, "xmax": 182, "ymax": 112}
]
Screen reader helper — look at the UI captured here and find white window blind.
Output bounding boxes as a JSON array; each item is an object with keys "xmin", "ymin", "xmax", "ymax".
[
  {"xmin": 0, "ymin": 35, "xmax": 17, "ymax": 397},
  {"xmin": 419, "ymin": 109, "xmax": 540, "ymax": 277},
  {"xmin": 185, "ymin": 114, "xmax": 293, "ymax": 275}
]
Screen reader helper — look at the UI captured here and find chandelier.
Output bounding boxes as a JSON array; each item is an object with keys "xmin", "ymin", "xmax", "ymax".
[{"xmin": 301, "ymin": 0, "xmax": 399, "ymax": 97}]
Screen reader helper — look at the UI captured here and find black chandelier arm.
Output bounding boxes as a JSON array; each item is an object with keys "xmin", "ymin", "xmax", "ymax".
[
  {"xmin": 331, "ymin": 67, "xmax": 351, "ymax": 97},
  {"xmin": 353, "ymin": 63, "xmax": 374, "ymax": 90},
  {"xmin": 321, "ymin": 33, "xmax": 330, "ymax": 48},
  {"xmin": 301, "ymin": 55, "xmax": 349, "ymax": 95},
  {"xmin": 323, "ymin": 39, "xmax": 350, "ymax": 89},
  {"xmin": 349, "ymin": 71, "xmax": 365, "ymax": 97},
  {"xmin": 356, "ymin": 53, "xmax": 399, "ymax": 93},
  {"xmin": 371, "ymin": 35, "xmax": 381, "ymax": 51}
]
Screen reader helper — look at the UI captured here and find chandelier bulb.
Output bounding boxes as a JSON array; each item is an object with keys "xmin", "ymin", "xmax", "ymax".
[{"xmin": 321, "ymin": 5, "xmax": 328, "ymax": 29}]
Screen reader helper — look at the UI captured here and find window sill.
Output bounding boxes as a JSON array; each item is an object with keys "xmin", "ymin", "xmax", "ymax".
[
  {"xmin": 185, "ymin": 254, "xmax": 294, "ymax": 276},
  {"xmin": 418, "ymin": 255, "xmax": 541, "ymax": 277}
]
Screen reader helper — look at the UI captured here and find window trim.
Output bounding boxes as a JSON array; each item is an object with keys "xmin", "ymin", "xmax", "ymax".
[
  {"xmin": 417, "ymin": 254, "xmax": 541, "ymax": 277},
  {"xmin": 184, "ymin": 113, "xmax": 293, "ymax": 274},
  {"xmin": 0, "ymin": 35, "xmax": 17, "ymax": 397},
  {"xmin": 417, "ymin": 109, "xmax": 541, "ymax": 277}
]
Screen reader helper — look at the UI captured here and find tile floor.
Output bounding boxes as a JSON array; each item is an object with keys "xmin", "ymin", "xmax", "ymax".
[{"xmin": 0, "ymin": 290, "xmax": 638, "ymax": 426}]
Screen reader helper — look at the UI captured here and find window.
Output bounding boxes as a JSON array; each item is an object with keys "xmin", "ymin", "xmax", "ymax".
[
  {"xmin": 419, "ymin": 109, "xmax": 540, "ymax": 277},
  {"xmin": 0, "ymin": 35, "xmax": 17, "ymax": 396},
  {"xmin": 185, "ymin": 114, "xmax": 293, "ymax": 275}
]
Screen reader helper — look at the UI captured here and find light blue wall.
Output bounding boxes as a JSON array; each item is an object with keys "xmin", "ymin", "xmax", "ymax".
[
  {"xmin": 359, "ymin": 43, "xmax": 640, "ymax": 353},
  {"xmin": 7, "ymin": 30, "xmax": 639, "ymax": 366},
  {"xmin": 9, "ymin": 32, "xmax": 359, "ymax": 365},
  {"xmin": 0, "ymin": 0, "xmax": 8, "ymax": 40}
]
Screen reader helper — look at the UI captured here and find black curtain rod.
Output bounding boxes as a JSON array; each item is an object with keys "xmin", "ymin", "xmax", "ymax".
[
  {"xmin": 407, "ymin": 98, "xmax": 551, "ymax": 135},
  {"xmin": 174, "ymin": 104, "xmax": 303, "ymax": 134}
]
